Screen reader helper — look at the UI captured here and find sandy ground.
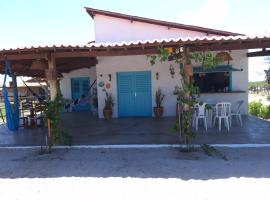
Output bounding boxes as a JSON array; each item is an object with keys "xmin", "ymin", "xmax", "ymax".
[
  {"xmin": 249, "ymin": 93, "xmax": 270, "ymax": 105},
  {"xmin": 0, "ymin": 147, "xmax": 270, "ymax": 200}
]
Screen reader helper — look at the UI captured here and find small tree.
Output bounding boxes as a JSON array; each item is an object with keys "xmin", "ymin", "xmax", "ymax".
[{"xmin": 148, "ymin": 47, "xmax": 224, "ymax": 150}]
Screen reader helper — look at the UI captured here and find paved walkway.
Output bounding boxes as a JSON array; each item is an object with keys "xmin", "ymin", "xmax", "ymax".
[{"xmin": 0, "ymin": 113, "xmax": 269, "ymax": 146}]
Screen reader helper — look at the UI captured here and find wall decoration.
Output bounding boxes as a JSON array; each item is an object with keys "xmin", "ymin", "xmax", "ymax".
[
  {"xmin": 216, "ymin": 51, "xmax": 233, "ymax": 64},
  {"xmin": 155, "ymin": 72, "xmax": 159, "ymax": 80},
  {"xmin": 98, "ymin": 81, "xmax": 104, "ymax": 87},
  {"xmin": 108, "ymin": 74, "xmax": 112, "ymax": 81},
  {"xmin": 105, "ymin": 83, "xmax": 111, "ymax": 89}
]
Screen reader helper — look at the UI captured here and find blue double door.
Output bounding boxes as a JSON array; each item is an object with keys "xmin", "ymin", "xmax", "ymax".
[
  {"xmin": 71, "ymin": 77, "xmax": 91, "ymax": 112},
  {"xmin": 117, "ymin": 71, "xmax": 152, "ymax": 117}
]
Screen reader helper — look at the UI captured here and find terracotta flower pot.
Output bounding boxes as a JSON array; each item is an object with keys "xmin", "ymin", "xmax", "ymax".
[
  {"xmin": 103, "ymin": 109, "xmax": 113, "ymax": 120},
  {"xmin": 153, "ymin": 107, "xmax": 164, "ymax": 118},
  {"xmin": 183, "ymin": 103, "xmax": 190, "ymax": 111},
  {"xmin": 183, "ymin": 64, "xmax": 193, "ymax": 77}
]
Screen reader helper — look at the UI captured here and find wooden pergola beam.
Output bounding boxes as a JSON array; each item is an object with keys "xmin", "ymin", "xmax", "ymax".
[
  {"xmin": 52, "ymin": 48, "xmax": 158, "ymax": 57},
  {"xmin": 247, "ymin": 50, "xmax": 270, "ymax": 57},
  {"xmin": 0, "ymin": 53, "xmax": 48, "ymax": 61},
  {"xmin": 189, "ymin": 41, "xmax": 270, "ymax": 52}
]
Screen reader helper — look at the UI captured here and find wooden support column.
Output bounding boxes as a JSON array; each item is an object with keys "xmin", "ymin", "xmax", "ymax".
[
  {"xmin": 183, "ymin": 47, "xmax": 192, "ymax": 84},
  {"xmin": 181, "ymin": 46, "xmax": 193, "ymax": 145},
  {"xmin": 45, "ymin": 54, "xmax": 58, "ymax": 142},
  {"xmin": 46, "ymin": 54, "xmax": 57, "ymax": 101}
]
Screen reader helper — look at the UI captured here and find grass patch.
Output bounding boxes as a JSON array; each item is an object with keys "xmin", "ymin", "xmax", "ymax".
[
  {"xmin": 249, "ymin": 101, "xmax": 270, "ymax": 119},
  {"xmin": 0, "ymin": 103, "xmax": 5, "ymax": 123},
  {"xmin": 201, "ymin": 144, "xmax": 228, "ymax": 161}
]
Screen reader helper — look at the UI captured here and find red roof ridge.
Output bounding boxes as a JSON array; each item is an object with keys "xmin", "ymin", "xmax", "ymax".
[{"xmin": 85, "ymin": 7, "xmax": 243, "ymax": 37}]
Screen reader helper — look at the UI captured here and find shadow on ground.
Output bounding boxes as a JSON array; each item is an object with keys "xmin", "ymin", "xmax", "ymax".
[{"xmin": 0, "ymin": 147, "xmax": 269, "ymax": 180}]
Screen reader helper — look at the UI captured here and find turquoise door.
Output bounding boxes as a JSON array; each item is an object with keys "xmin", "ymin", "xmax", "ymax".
[
  {"xmin": 71, "ymin": 77, "xmax": 91, "ymax": 112},
  {"xmin": 117, "ymin": 71, "xmax": 152, "ymax": 117}
]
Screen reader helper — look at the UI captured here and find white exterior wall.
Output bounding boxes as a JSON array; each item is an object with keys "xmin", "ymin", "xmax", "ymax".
[
  {"xmin": 60, "ymin": 67, "xmax": 96, "ymax": 99},
  {"xmin": 94, "ymin": 15, "xmax": 213, "ymax": 43},
  {"xmin": 96, "ymin": 55, "xmax": 181, "ymax": 118},
  {"xmin": 96, "ymin": 50, "xmax": 249, "ymax": 118},
  {"xmin": 199, "ymin": 50, "xmax": 249, "ymax": 114}
]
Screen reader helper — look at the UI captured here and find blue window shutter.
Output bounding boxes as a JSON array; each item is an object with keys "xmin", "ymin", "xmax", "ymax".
[
  {"xmin": 71, "ymin": 77, "xmax": 91, "ymax": 112},
  {"xmin": 71, "ymin": 79, "xmax": 81, "ymax": 100},
  {"xmin": 134, "ymin": 71, "xmax": 152, "ymax": 116},
  {"xmin": 117, "ymin": 72, "xmax": 135, "ymax": 117}
]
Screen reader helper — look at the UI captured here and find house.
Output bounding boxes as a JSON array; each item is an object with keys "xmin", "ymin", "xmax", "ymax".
[
  {"xmin": 0, "ymin": 6, "xmax": 270, "ymax": 144},
  {"xmin": 59, "ymin": 7, "xmax": 248, "ymax": 118},
  {"xmin": 1, "ymin": 7, "xmax": 269, "ymax": 120}
]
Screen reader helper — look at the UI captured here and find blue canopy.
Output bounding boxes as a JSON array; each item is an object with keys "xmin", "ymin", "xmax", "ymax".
[
  {"xmin": 193, "ymin": 65, "xmax": 243, "ymax": 73},
  {"xmin": 3, "ymin": 60, "xmax": 19, "ymax": 131}
]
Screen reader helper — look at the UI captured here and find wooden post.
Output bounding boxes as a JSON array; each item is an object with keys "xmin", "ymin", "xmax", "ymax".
[
  {"xmin": 45, "ymin": 54, "xmax": 58, "ymax": 142},
  {"xmin": 182, "ymin": 46, "xmax": 193, "ymax": 146},
  {"xmin": 46, "ymin": 54, "xmax": 58, "ymax": 101},
  {"xmin": 183, "ymin": 47, "xmax": 191, "ymax": 84}
]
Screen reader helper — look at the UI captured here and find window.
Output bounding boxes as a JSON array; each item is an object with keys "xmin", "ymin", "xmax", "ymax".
[
  {"xmin": 193, "ymin": 72, "xmax": 231, "ymax": 93},
  {"xmin": 192, "ymin": 65, "xmax": 240, "ymax": 93}
]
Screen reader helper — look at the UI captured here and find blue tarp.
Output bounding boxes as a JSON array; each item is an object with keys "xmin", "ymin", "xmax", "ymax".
[{"xmin": 3, "ymin": 60, "xmax": 19, "ymax": 131}]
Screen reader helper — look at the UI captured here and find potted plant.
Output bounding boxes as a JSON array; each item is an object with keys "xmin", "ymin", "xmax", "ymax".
[
  {"xmin": 153, "ymin": 88, "xmax": 165, "ymax": 118},
  {"xmin": 103, "ymin": 91, "xmax": 114, "ymax": 120}
]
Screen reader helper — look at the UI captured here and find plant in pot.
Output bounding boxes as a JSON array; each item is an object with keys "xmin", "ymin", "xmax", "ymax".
[
  {"xmin": 103, "ymin": 91, "xmax": 114, "ymax": 120},
  {"xmin": 153, "ymin": 88, "xmax": 165, "ymax": 118}
]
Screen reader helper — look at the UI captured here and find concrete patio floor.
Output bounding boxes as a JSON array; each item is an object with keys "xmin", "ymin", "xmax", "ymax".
[{"xmin": 0, "ymin": 112, "xmax": 269, "ymax": 146}]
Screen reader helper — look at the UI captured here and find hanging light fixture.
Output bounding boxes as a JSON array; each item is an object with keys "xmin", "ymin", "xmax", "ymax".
[
  {"xmin": 224, "ymin": 72, "xmax": 230, "ymax": 77},
  {"xmin": 199, "ymin": 73, "xmax": 206, "ymax": 78}
]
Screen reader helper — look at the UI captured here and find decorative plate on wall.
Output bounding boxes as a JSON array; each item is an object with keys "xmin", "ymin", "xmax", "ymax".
[
  {"xmin": 105, "ymin": 83, "xmax": 111, "ymax": 89},
  {"xmin": 98, "ymin": 81, "xmax": 104, "ymax": 87}
]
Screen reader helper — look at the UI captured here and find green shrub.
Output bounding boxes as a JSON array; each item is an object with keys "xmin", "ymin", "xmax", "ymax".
[
  {"xmin": 248, "ymin": 101, "xmax": 263, "ymax": 117},
  {"xmin": 260, "ymin": 105, "xmax": 270, "ymax": 119},
  {"xmin": 248, "ymin": 101, "xmax": 270, "ymax": 119}
]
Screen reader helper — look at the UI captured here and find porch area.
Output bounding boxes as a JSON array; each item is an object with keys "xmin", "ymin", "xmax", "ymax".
[{"xmin": 0, "ymin": 113, "xmax": 269, "ymax": 146}]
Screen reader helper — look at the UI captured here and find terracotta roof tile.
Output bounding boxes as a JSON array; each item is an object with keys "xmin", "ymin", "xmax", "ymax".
[{"xmin": 0, "ymin": 35, "xmax": 269, "ymax": 52}]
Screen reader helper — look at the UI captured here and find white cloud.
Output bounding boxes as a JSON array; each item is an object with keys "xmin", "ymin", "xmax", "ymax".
[{"xmin": 178, "ymin": 0, "xmax": 229, "ymax": 28}]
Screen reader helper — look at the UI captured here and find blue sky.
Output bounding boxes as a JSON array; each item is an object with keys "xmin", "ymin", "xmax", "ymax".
[{"xmin": 0, "ymin": 0, "xmax": 269, "ymax": 82}]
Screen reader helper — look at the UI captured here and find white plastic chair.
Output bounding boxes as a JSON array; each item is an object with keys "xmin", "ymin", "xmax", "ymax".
[
  {"xmin": 206, "ymin": 108, "xmax": 213, "ymax": 128},
  {"xmin": 213, "ymin": 102, "xmax": 231, "ymax": 131},
  {"xmin": 193, "ymin": 103, "xmax": 208, "ymax": 131},
  {"xmin": 230, "ymin": 100, "xmax": 244, "ymax": 127}
]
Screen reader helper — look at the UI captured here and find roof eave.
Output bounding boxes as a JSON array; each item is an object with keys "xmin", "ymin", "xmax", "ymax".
[{"xmin": 84, "ymin": 7, "xmax": 243, "ymax": 36}]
